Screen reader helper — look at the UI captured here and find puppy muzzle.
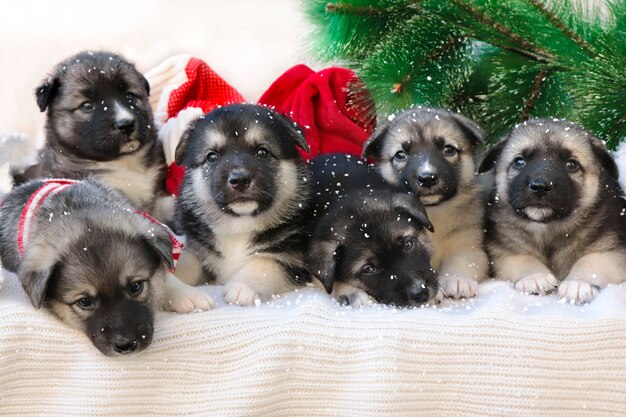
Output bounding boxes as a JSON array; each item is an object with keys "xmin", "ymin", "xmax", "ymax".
[
  {"xmin": 407, "ymin": 281, "xmax": 432, "ymax": 304},
  {"xmin": 88, "ymin": 303, "xmax": 154, "ymax": 356}
]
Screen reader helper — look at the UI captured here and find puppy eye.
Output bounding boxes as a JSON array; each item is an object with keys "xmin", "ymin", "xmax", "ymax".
[
  {"xmin": 442, "ymin": 145, "xmax": 457, "ymax": 156},
  {"xmin": 362, "ymin": 264, "xmax": 377, "ymax": 274},
  {"xmin": 79, "ymin": 102, "xmax": 95, "ymax": 113},
  {"xmin": 76, "ymin": 297, "xmax": 95, "ymax": 310},
  {"xmin": 207, "ymin": 151, "xmax": 219, "ymax": 163},
  {"xmin": 565, "ymin": 159, "xmax": 580, "ymax": 173},
  {"xmin": 128, "ymin": 281, "xmax": 145, "ymax": 296},
  {"xmin": 403, "ymin": 239, "xmax": 414, "ymax": 250},
  {"xmin": 394, "ymin": 151, "xmax": 407, "ymax": 161},
  {"xmin": 513, "ymin": 157, "xmax": 526, "ymax": 169},
  {"xmin": 126, "ymin": 92, "xmax": 137, "ymax": 101},
  {"xmin": 256, "ymin": 146, "xmax": 270, "ymax": 159}
]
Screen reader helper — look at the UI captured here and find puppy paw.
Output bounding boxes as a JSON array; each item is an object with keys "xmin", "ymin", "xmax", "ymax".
[
  {"xmin": 558, "ymin": 280, "xmax": 600, "ymax": 305},
  {"xmin": 335, "ymin": 288, "xmax": 375, "ymax": 308},
  {"xmin": 224, "ymin": 281, "xmax": 262, "ymax": 306},
  {"xmin": 514, "ymin": 272, "xmax": 558, "ymax": 295},
  {"xmin": 162, "ymin": 282, "xmax": 216, "ymax": 313},
  {"xmin": 439, "ymin": 275, "xmax": 478, "ymax": 299}
]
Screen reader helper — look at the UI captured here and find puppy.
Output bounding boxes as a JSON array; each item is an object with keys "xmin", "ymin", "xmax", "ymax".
[
  {"xmin": 174, "ymin": 104, "xmax": 312, "ymax": 306},
  {"xmin": 479, "ymin": 118, "xmax": 626, "ymax": 304},
  {"xmin": 14, "ymin": 51, "xmax": 170, "ymax": 219},
  {"xmin": 362, "ymin": 108, "xmax": 489, "ymax": 299},
  {"xmin": 307, "ymin": 154, "xmax": 437, "ymax": 307},
  {"xmin": 0, "ymin": 178, "xmax": 214, "ymax": 355}
]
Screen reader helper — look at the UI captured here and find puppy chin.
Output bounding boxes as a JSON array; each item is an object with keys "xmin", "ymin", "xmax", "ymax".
[
  {"xmin": 119, "ymin": 140, "xmax": 142, "ymax": 155},
  {"xmin": 228, "ymin": 201, "xmax": 259, "ymax": 216},
  {"xmin": 523, "ymin": 206, "xmax": 554, "ymax": 222},
  {"xmin": 419, "ymin": 194, "xmax": 444, "ymax": 206}
]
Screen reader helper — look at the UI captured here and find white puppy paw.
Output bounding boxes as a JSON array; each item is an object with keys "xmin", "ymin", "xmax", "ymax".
[
  {"xmin": 162, "ymin": 277, "xmax": 216, "ymax": 313},
  {"xmin": 439, "ymin": 275, "xmax": 478, "ymax": 299},
  {"xmin": 223, "ymin": 281, "xmax": 262, "ymax": 306},
  {"xmin": 558, "ymin": 280, "xmax": 600, "ymax": 305},
  {"xmin": 335, "ymin": 288, "xmax": 375, "ymax": 307},
  {"xmin": 514, "ymin": 272, "xmax": 558, "ymax": 295}
]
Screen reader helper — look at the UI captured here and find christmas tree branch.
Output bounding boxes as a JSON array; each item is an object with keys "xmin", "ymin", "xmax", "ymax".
[
  {"xmin": 525, "ymin": 0, "xmax": 595, "ymax": 56},
  {"xmin": 447, "ymin": 0, "xmax": 553, "ymax": 62},
  {"xmin": 307, "ymin": 0, "xmax": 626, "ymax": 145},
  {"xmin": 324, "ymin": 2, "xmax": 383, "ymax": 17},
  {"xmin": 520, "ymin": 68, "xmax": 551, "ymax": 121},
  {"xmin": 390, "ymin": 35, "xmax": 464, "ymax": 95},
  {"xmin": 324, "ymin": 1, "xmax": 420, "ymax": 16}
]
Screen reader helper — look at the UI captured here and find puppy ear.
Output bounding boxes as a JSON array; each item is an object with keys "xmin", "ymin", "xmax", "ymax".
[
  {"xmin": 392, "ymin": 194, "xmax": 434, "ymax": 233},
  {"xmin": 34, "ymin": 78, "xmax": 59, "ymax": 112},
  {"xmin": 19, "ymin": 268, "xmax": 54, "ymax": 309},
  {"xmin": 19, "ymin": 245, "xmax": 59, "ymax": 309},
  {"xmin": 478, "ymin": 138, "xmax": 509, "ymax": 173},
  {"xmin": 174, "ymin": 126, "xmax": 196, "ymax": 166},
  {"xmin": 141, "ymin": 223, "xmax": 175, "ymax": 270},
  {"xmin": 141, "ymin": 74, "xmax": 151, "ymax": 96},
  {"xmin": 307, "ymin": 241, "xmax": 342, "ymax": 293},
  {"xmin": 362, "ymin": 124, "xmax": 389, "ymax": 160},
  {"xmin": 589, "ymin": 138, "xmax": 619, "ymax": 180},
  {"xmin": 451, "ymin": 113, "xmax": 485, "ymax": 146},
  {"xmin": 277, "ymin": 114, "xmax": 310, "ymax": 153}
]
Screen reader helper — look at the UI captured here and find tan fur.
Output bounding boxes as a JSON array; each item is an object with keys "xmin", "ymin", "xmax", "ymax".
[{"xmin": 86, "ymin": 145, "xmax": 163, "ymax": 211}]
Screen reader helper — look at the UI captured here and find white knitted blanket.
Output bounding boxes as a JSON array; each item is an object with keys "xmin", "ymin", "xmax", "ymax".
[{"xmin": 1, "ymin": 269, "xmax": 625, "ymax": 417}]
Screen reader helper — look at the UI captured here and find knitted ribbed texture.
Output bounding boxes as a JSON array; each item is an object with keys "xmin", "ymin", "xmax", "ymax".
[{"xmin": 1, "ymin": 270, "xmax": 625, "ymax": 417}]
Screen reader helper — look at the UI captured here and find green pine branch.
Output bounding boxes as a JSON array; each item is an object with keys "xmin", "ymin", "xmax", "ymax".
[{"xmin": 307, "ymin": 0, "xmax": 626, "ymax": 147}]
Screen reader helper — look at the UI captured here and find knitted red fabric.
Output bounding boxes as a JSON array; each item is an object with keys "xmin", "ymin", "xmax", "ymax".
[
  {"xmin": 166, "ymin": 57, "xmax": 245, "ymax": 118},
  {"xmin": 258, "ymin": 64, "xmax": 376, "ymax": 160},
  {"xmin": 165, "ymin": 162, "xmax": 186, "ymax": 197}
]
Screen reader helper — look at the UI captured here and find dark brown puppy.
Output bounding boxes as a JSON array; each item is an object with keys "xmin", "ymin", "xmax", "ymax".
[{"xmin": 15, "ymin": 51, "xmax": 169, "ymax": 218}]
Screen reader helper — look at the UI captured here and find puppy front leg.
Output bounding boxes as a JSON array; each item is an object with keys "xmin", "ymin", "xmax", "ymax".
[
  {"xmin": 559, "ymin": 252, "xmax": 626, "ymax": 304},
  {"xmin": 161, "ymin": 272, "xmax": 216, "ymax": 313},
  {"xmin": 331, "ymin": 282, "xmax": 375, "ymax": 307},
  {"xmin": 438, "ymin": 248, "xmax": 488, "ymax": 299},
  {"xmin": 436, "ymin": 229, "xmax": 489, "ymax": 299},
  {"xmin": 223, "ymin": 258, "xmax": 296, "ymax": 306},
  {"xmin": 172, "ymin": 250, "xmax": 207, "ymax": 286},
  {"xmin": 494, "ymin": 254, "xmax": 558, "ymax": 295}
]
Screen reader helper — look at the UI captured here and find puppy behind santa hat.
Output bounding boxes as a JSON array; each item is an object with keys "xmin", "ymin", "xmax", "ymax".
[{"xmin": 146, "ymin": 55, "xmax": 376, "ymax": 197}]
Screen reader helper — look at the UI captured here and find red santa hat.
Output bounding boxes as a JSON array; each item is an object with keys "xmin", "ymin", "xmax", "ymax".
[{"xmin": 258, "ymin": 64, "xmax": 376, "ymax": 160}]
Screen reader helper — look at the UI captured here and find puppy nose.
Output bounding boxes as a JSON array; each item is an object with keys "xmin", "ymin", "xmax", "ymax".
[
  {"xmin": 529, "ymin": 178, "xmax": 552, "ymax": 194},
  {"xmin": 115, "ymin": 118, "xmax": 135, "ymax": 135},
  {"xmin": 112, "ymin": 335, "xmax": 138, "ymax": 354},
  {"xmin": 228, "ymin": 170, "xmax": 252, "ymax": 191},
  {"xmin": 417, "ymin": 172, "xmax": 439, "ymax": 188},
  {"xmin": 408, "ymin": 282, "xmax": 430, "ymax": 303}
]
